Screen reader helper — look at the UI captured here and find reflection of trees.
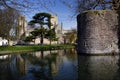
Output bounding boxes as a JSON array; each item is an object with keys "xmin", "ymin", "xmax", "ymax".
[
  {"xmin": 45, "ymin": 53, "xmax": 58, "ymax": 76},
  {"xmin": 0, "ymin": 54, "xmax": 27, "ymax": 80},
  {"xmin": 0, "ymin": 55, "xmax": 13, "ymax": 80},
  {"xmin": 21, "ymin": 51, "xmax": 59, "ymax": 80},
  {"xmin": 65, "ymin": 49, "xmax": 77, "ymax": 61},
  {"xmin": 0, "ymin": 49, "xmax": 78, "ymax": 80}
]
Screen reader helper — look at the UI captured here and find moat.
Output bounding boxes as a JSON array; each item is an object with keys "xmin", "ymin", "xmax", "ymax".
[{"xmin": 0, "ymin": 49, "xmax": 120, "ymax": 80}]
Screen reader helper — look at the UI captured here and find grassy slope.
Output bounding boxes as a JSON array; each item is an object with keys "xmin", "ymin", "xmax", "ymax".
[{"xmin": 0, "ymin": 44, "xmax": 75, "ymax": 54}]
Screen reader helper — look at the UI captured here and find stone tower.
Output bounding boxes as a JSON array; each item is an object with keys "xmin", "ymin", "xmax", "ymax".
[
  {"xmin": 17, "ymin": 15, "xmax": 27, "ymax": 40},
  {"xmin": 77, "ymin": 10, "xmax": 119, "ymax": 54},
  {"xmin": 51, "ymin": 14, "xmax": 58, "ymax": 29}
]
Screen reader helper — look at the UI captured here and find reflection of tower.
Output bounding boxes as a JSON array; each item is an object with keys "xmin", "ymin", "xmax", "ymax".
[
  {"xmin": 17, "ymin": 15, "xmax": 27, "ymax": 40},
  {"xmin": 77, "ymin": 56, "xmax": 91, "ymax": 80},
  {"xmin": 51, "ymin": 58, "xmax": 59, "ymax": 76},
  {"xmin": 113, "ymin": 56, "xmax": 120, "ymax": 80},
  {"xmin": 78, "ymin": 55, "xmax": 119, "ymax": 80},
  {"xmin": 16, "ymin": 55, "xmax": 27, "ymax": 77}
]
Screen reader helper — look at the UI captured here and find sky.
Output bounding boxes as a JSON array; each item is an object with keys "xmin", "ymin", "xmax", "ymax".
[{"xmin": 26, "ymin": 0, "xmax": 77, "ymax": 30}]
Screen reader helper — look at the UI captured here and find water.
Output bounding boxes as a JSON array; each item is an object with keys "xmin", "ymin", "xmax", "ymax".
[
  {"xmin": 78, "ymin": 55, "xmax": 120, "ymax": 80},
  {"xmin": 0, "ymin": 49, "xmax": 120, "ymax": 80}
]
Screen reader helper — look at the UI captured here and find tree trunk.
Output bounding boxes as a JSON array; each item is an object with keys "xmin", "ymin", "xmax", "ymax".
[
  {"xmin": 50, "ymin": 38, "xmax": 51, "ymax": 45},
  {"xmin": 40, "ymin": 34, "xmax": 44, "ymax": 45},
  {"xmin": 8, "ymin": 39, "xmax": 10, "ymax": 46}
]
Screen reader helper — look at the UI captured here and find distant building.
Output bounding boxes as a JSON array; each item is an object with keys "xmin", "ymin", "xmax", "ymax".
[
  {"xmin": 51, "ymin": 14, "xmax": 58, "ymax": 29},
  {"xmin": 49, "ymin": 14, "xmax": 63, "ymax": 37},
  {"xmin": 0, "ymin": 37, "xmax": 8, "ymax": 46},
  {"xmin": 25, "ymin": 14, "xmax": 64, "ymax": 44},
  {"xmin": 0, "ymin": 55, "xmax": 9, "ymax": 60},
  {"xmin": 62, "ymin": 30, "xmax": 73, "ymax": 34},
  {"xmin": 15, "ymin": 14, "xmax": 73, "ymax": 44}
]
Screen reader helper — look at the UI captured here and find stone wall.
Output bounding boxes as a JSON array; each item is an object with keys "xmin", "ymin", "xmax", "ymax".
[{"xmin": 77, "ymin": 10, "xmax": 119, "ymax": 54}]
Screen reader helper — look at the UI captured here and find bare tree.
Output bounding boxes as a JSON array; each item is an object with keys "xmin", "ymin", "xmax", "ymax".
[
  {"xmin": 0, "ymin": 0, "xmax": 56, "ymax": 12},
  {"xmin": 0, "ymin": 8, "xmax": 19, "ymax": 44},
  {"xmin": 59, "ymin": 0, "xmax": 120, "ymax": 14},
  {"xmin": 0, "ymin": 0, "xmax": 56, "ymax": 45}
]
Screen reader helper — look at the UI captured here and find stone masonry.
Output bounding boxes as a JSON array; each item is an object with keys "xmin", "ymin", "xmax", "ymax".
[{"xmin": 77, "ymin": 10, "xmax": 119, "ymax": 54}]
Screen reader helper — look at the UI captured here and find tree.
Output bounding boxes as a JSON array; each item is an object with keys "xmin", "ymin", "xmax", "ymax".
[
  {"xmin": 30, "ymin": 12, "xmax": 52, "ymax": 29},
  {"xmin": 29, "ymin": 12, "xmax": 52, "ymax": 45},
  {"xmin": 0, "ymin": 8, "xmax": 19, "ymax": 45},
  {"xmin": 0, "ymin": 0, "xmax": 56, "ymax": 12},
  {"xmin": 0, "ymin": 0, "xmax": 56, "ymax": 45},
  {"xmin": 76, "ymin": 0, "xmax": 120, "ymax": 12},
  {"xmin": 65, "ymin": 28, "xmax": 77, "ymax": 44},
  {"xmin": 59, "ymin": 0, "xmax": 120, "ymax": 14},
  {"xmin": 24, "ymin": 28, "xmax": 47, "ymax": 44},
  {"xmin": 31, "ymin": 28, "xmax": 47, "ymax": 44},
  {"xmin": 24, "ymin": 35, "xmax": 35, "ymax": 43},
  {"xmin": 24, "ymin": 27, "xmax": 57, "ymax": 45},
  {"xmin": 46, "ymin": 29, "xmax": 57, "ymax": 45}
]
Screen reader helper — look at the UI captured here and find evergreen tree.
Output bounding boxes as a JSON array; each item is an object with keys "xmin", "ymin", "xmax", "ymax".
[{"xmin": 29, "ymin": 12, "xmax": 52, "ymax": 45}]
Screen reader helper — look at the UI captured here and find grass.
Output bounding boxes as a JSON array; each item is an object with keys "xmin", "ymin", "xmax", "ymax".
[{"xmin": 0, "ymin": 44, "xmax": 75, "ymax": 54}]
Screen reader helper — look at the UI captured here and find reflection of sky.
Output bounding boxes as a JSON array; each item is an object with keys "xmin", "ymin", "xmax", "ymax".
[{"xmin": 26, "ymin": 0, "xmax": 77, "ymax": 30}]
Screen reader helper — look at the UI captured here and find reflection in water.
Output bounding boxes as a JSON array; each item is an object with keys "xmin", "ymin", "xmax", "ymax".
[
  {"xmin": 1, "ymin": 50, "xmax": 120, "ymax": 80},
  {"xmin": 0, "ymin": 54, "xmax": 26, "ymax": 80},
  {"xmin": 78, "ymin": 55, "xmax": 120, "ymax": 80},
  {"xmin": 0, "ymin": 49, "xmax": 77, "ymax": 80}
]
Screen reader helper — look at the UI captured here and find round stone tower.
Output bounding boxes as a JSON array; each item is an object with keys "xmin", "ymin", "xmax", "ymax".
[{"xmin": 77, "ymin": 10, "xmax": 119, "ymax": 54}]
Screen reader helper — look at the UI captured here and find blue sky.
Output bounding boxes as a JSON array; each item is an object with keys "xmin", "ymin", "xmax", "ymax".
[{"xmin": 26, "ymin": 0, "xmax": 77, "ymax": 30}]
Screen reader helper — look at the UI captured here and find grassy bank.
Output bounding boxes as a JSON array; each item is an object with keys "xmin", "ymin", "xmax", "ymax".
[{"xmin": 0, "ymin": 44, "xmax": 75, "ymax": 54}]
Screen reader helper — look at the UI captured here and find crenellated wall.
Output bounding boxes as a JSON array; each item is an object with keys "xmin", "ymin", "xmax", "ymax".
[{"xmin": 77, "ymin": 10, "xmax": 120, "ymax": 54}]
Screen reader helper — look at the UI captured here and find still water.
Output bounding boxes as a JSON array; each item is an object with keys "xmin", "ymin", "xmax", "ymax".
[{"xmin": 0, "ymin": 49, "xmax": 120, "ymax": 80}]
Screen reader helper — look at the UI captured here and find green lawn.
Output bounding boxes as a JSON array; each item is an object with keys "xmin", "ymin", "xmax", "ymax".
[{"xmin": 0, "ymin": 44, "xmax": 75, "ymax": 54}]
